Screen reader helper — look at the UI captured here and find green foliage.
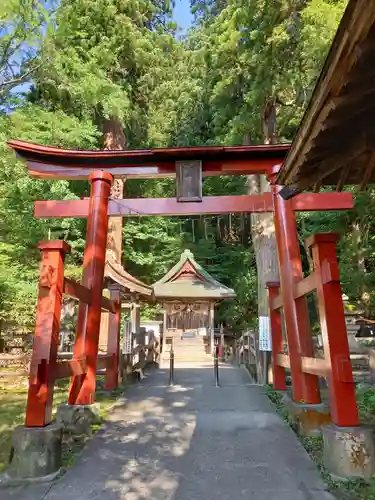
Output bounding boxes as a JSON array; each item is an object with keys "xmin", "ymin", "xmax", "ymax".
[
  {"xmin": 32, "ymin": 0, "xmax": 176, "ymax": 145},
  {"xmin": 0, "ymin": 243, "xmax": 38, "ymax": 330},
  {"xmin": 0, "ymin": 0, "xmax": 52, "ymax": 108},
  {"xmin": 0, "ymin": 104, "xmax": 100, "ymax": 332},
  {"xmin": 357, "ymin": 386, "xmax": 375, "ymax": 427}
]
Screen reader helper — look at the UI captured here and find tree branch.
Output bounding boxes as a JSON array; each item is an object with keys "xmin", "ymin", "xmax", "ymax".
[{"xmin": 0, "ymin": 62, "xmax": 42, "ymax": 89}]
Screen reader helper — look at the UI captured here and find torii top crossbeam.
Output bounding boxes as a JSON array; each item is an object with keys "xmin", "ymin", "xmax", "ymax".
[
  {"xmin": 8, "ymin": 139, "xmax": 290, "ymax": 179},
  {"xmin": 7, "ymin": 139, "xmax": 354, "ymax": 217}
]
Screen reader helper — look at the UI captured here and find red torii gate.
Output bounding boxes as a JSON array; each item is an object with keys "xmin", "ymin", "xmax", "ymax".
[{"xmin": 7, "ymin": 139, "xmax": 357, "ymax": 433}]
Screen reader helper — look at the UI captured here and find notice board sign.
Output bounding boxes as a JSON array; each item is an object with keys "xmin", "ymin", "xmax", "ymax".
[
  {"xmin": 176, "ymin": 160, "xmax": 203, "ymax": 202},
  {"xmin": 259, "ymin": 316, "xmax": 272, "ymax": 351},
  {"xmin": 123, "ymin": 320, "xmax": 132, "ymax": 354}
]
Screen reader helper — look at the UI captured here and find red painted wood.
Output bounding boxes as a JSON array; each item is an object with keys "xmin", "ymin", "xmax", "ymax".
[
  {"xmin": 272, "ymin": 184, "xmax": 321, "ymax": 404},
  {"xmin": 293, "ymin": 273, "xmax": 317, "ymax": 300},
  {"xmin": 270, "ymin": 292, "xmax": 283, "ymax": 311},
  {"xmin": 34, "ymin": 192, "xmax": 353, "ymax": 219},
  {"xmin": 277, "ymin": 354, "xmax": 291, "ymax": 369},
  {"xmin": 25, "ymin": 158, "xmax": 278, "ymax": 179},
  {"xmin": 69, "ymin": 171, "xmax": 113, "ymax": 405},
  {"xmin": 53, "ymin": 358, "xmax": 87, "ymax": 379},
  {"xmin": 170, "ymin": 260, "xmax": 205, "ymax": 282},
  {"xmin": 26, "ymin": 240, "xmax": 71, "ymax": 427},
  {"xmin": 68, "ymin": 228, "xmax": 95, "ymax": 403},
  {"xmin": 63, "ymin": 278, "xmax": 91, "ymax": 304},
  {"xmin": 8, "ymin": 139, "xmax": 290, "ymax": 179},
  {"xmin": 8, "ymin": 139, "xmax": 290, "ymax": 158},
  {"xmin": 27, "ymin": 159, "xmax": 278, "ymax": 180},
  {"xmin": 35, "ymin": 195, "xmax": 272, "ymax": 217},
  {"xmin": 100, "ymin": 297, "xmax": 117, "ymax": 313},
  {"xmin": 105, "ymin": 286, "xmax": 121, "ymax": 391},
  {"xmin": 96, "ymin": 355, "xmax": 114, "ymax": 370},
  {"xmin": 300, "ymin": 357, "xmax": 329, "ymax": 377},
  {"xmin": 307, "ymin": 233, "xmax": 359, "ymax": 426},
  {"xmin": 267, "ymin": 282, "xmax": 287, "ymax": 391},
  {"xmin": 63, "ymin": 278, "xmax": 117, "ymax": 312},
  {"xmin": 293, "ymin": 192, "xmax": 353, "ymax": 211},
  {"xmin": 68, "ymin": 301, "xmax": 89, "ymax": 403}
]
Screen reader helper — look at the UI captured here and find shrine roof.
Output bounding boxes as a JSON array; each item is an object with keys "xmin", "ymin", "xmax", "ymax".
[
  {"xmin": 7, "ymin": 139, "xmax": 290, "ymax": 179},
  {"xmin": 105, "ymin": 254, "xmax": 153, "ymax": 298},
  {"xmin": 277, "ymin": 0, "xmax": 375, "ymax": 196},
  {"xmin": 152, "ymin": 249, "xmax": 236, "ymax": 300}
]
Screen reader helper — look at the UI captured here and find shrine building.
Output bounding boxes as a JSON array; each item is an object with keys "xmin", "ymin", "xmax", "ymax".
[{"xmin": 153, "ymin": 249, "xmax": 235, "ymax": 362}]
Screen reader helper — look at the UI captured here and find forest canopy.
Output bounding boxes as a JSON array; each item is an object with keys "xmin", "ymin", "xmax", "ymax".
[{"xmin": 2, "ymin": 0, "xmax": 371, "ymax": 339}]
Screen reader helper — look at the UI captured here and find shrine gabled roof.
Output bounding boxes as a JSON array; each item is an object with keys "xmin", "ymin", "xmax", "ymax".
[
  {"xmin": 277, "ymin": 0, "xmax": 375, "ymax": 195},
  {"xmin": 152, "ymin": 249, "xmax": 236, "ymax": 300},
  {"xmin": 7, "ymin": 139, "xmax": 290, "ymax": 179}
]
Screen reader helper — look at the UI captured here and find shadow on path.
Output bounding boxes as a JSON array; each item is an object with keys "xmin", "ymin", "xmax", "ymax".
[{"xmin": 4, "ymin": 364, "xmax": 334, "ymax": 500}]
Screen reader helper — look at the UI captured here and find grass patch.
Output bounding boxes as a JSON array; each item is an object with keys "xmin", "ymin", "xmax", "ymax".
[
  {"xmin": 265, "ymin": 385, "xmax": 375, "ymax": 500},
  {"xmin": 0, "ymin": 373, "xmax": 127, "ymax": 474}
]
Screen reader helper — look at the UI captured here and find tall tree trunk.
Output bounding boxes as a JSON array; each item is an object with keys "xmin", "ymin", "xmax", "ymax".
[
  {"xmin": 245, "ymin": 97, "xmax": 280, "ymax": 384},
  {"xmin": 352, "ymin": 220, "xmax": 369, "ymax": 316},
  {"xmin": 98, "ymin": 118, "xmax": 126, "ymax": 354},
  {"xmin": 102, "ymin": 118, "xmax": 127, "ymax": 264}
]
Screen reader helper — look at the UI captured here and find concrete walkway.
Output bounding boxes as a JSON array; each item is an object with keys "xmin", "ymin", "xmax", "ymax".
[{"xmin": 5, "ymin": 363, "xmax": 334, "ymax": 500}]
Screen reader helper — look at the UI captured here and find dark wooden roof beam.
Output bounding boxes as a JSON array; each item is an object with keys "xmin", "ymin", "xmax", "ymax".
[
  {"xmin": 360, "ymin": 150, "xmax": 375, "ymax": 190},
  {"xmin": 277, "ymin": 0, "xmax": 375, "ymax": 190},
  {"xmin": 313, "ymin": 180, "xmax": 323, "ymax": 193},
  {"xmin": 336, "ymin": 163, "xmax": 351, "ymax": 192},
  {"xmin": 343, "ymin": 67, "xmax": 375, "ymax": 95},
  {"xmin": 303, "ymin": 133, "xmax": 367, "ymax": 167},
  {"xmin": 323, "ymin": 91, "xmax": 375, "ymax": 129},
  {"xmin": 296, "ymin": 140, "xmax": 366, "ymax": 190}
]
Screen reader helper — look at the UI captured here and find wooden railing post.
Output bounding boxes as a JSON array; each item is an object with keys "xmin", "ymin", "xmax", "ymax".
[
  {"xmin": 105, "ymin": 285, "xmax": 122, "ymax": 391},
  {"xmin": 267, "ymin": 282, "xmax": 287, "ymax": 391},
  {"xmin": 307, "ymin": 233, "xmax": 359, "ymax": 426},
  {"xmin": 69, "ymin": 170, "xmax": 113, "ymax": 405},
  {"xmin": 26, "ymin": 240, "xmax": 71, "ymax": 427}
]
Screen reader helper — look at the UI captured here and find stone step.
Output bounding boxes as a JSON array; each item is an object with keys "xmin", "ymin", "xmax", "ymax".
[
  {"xmin": 159, "ymin": 360, "xmax": 213, "ymax": 368},
  {"xmin": 350, "ymin": 353, "xmax": 369, "ymax": 369},
  {"xmin": 167, "ymin": 342, "xmax": 206, "ymax": 345},
  {"xmin": 170, "ymin": 350, "xmax": 208, "ymax": 354},
  {"xmin": 352, "ymin": 369, "xmax": 371, "ymax": 383},
  {"xmin": 171, "ymin": 345, "xmax": 207, "ymax": 350},
  {"xmin": 164, "ymin": 345, "xmax": 207, "ymax": 351},
  {"xmin": 162, "ymin": 350, "xmax": 211, "ymax": 356},
  {"xmin": 162, "ymin": 354, "xmax": 212, "ymax": 361}
]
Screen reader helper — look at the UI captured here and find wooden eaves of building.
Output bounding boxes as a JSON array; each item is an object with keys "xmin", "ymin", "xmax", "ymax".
[
  {"xmin": 276, "ymin": 0, "xmax": 375, "ymax": 197},
  {"xmin": 98, "ymin": 253, "xmax": 154, "ymax": 354},
  {"xmin": 104, "ymin": 254, "xmax": 153, "ymax": 304}
]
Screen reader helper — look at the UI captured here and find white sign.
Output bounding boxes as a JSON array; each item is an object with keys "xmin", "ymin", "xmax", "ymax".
[
  {"xmin": 259, "ymin": 316, "xmax": 272, "ymax": 351},
  {"xmin": 123, "ymin": 320, "xmax": 132, "ymax": 354}
]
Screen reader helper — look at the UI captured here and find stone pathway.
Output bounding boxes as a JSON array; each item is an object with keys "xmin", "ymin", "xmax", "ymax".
[{"xmin": 4, "ymin": 363, "xmax": 334, "ymax": 499}]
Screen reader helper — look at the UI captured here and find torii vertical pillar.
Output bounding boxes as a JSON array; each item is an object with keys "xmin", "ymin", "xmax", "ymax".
[
  {"xmin": 270, "ymin": 168, "xmax": 320, "ymax": 404},
  {"xmin": 131, "ymin": 301, "xmax": 141, "ymax": 363},
  {"xmin": 69, "ymin": 170, "xmax": 113, "ymax": 405},
  {"xmin": 105, "ymin": 284, "xmax": 122, "ymax": 391}
]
